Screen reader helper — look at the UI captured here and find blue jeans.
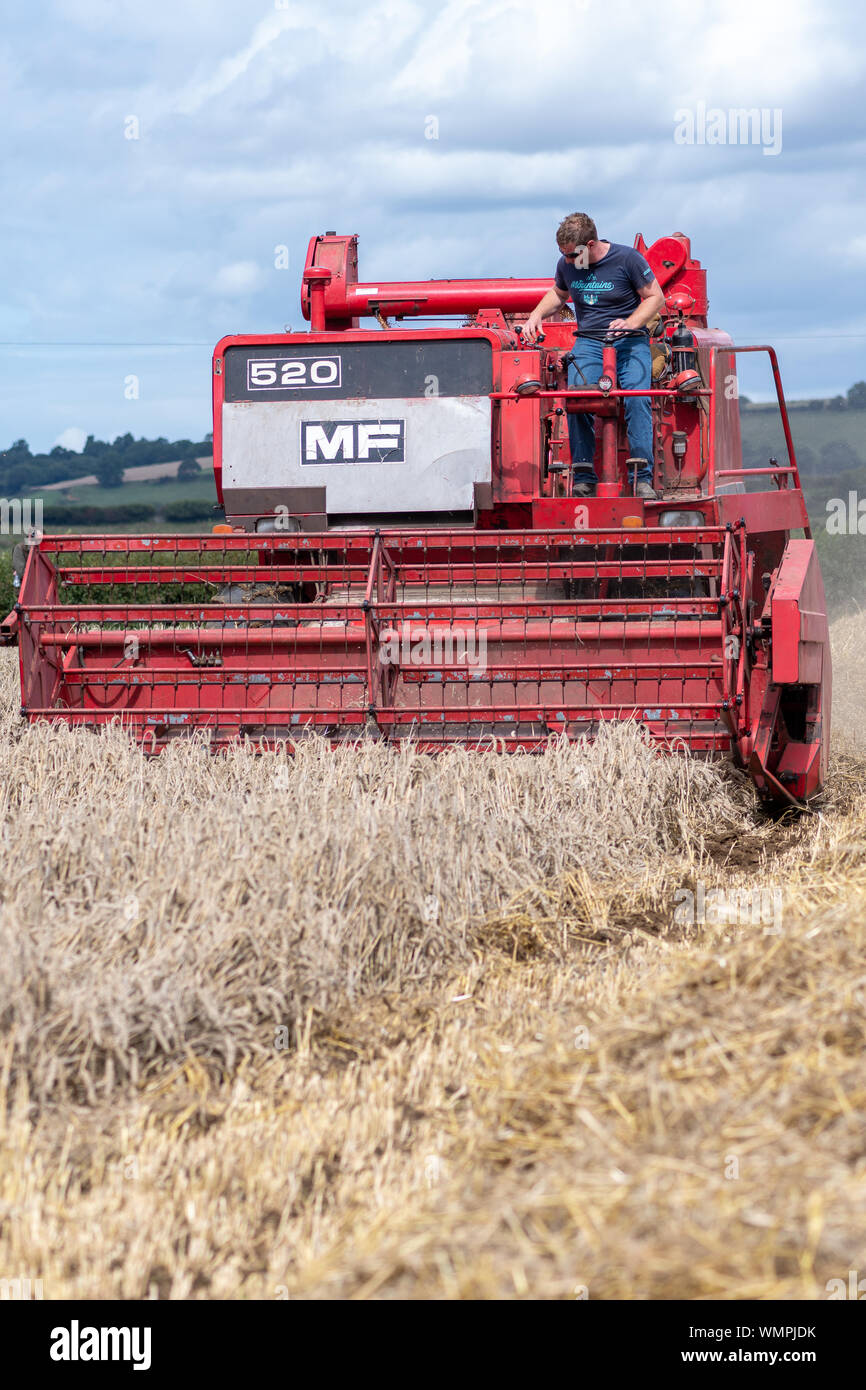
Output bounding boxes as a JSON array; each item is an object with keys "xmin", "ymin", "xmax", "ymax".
[{"xmin": 567, "ymin": 335, "xmax": 654, "ymax": 486}]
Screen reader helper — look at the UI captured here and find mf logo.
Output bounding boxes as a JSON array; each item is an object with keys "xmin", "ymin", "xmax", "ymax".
[{"xmin": 300, "ymin": 419, "xmax": 405, "ymax": 464}]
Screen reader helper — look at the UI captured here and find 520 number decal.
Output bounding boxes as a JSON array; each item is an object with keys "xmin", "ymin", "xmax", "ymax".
[{"xmin": 246, "ymin": 355, "xmax": 341, "ymax": 390}]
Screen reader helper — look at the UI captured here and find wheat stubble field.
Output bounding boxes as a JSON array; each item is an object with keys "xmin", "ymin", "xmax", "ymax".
[{"xmin": 0, "ymin": 616, "xmax": 865, "ymax": 1301}]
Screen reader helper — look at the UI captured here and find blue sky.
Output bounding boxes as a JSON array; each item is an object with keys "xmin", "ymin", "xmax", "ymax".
[{"xmin": 3, "ymin": 0, "xmax": 865, "ymax": 453}]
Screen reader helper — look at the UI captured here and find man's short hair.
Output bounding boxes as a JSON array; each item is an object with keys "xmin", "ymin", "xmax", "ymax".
[{"xmin": 556, "ymin": 213, "xmax": 598, "ymax": 248}]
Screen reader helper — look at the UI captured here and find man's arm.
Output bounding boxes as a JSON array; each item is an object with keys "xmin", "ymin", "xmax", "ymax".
[
  {"xmin": 608, "ymin": 277, "xmax": 665, "ymax": 333},
  {"xmin": 522, "ymin": 285, "xmax": 569, "ymax": 343}
]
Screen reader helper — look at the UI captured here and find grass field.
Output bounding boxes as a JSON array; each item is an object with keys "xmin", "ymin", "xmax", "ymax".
[
  {"xmin": 0, "ymin": 617, "xmax": 863, "ymax": 1301},
  {"xmin": 0, "ymin": 474, "xmax": 221, "ymax": 570},
  {"xmin": 33, "ymin": 474, "xmax": 218, "ymax": 511},
  {"xmin": 740, "ymin": 404, "xmax": 866, "ymax": 471}
]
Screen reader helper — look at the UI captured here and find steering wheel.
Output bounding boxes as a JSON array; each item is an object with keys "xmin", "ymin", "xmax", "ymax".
[{"xmin": 577, "ymin": 327, "xmax": 648, "ymax": 345}]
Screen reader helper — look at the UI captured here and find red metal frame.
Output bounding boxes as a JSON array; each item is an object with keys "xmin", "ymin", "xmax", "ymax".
[
  {"xmin": 10, "ymin": 232, "xmax": 832, "ymax": 804},
  {"xmin": 707, "ymin": 344, "xmax": 805, "ymax": 507},
  {"xmin": 14, "ymin": 525, "xmax": 736, "ymax": 761}
]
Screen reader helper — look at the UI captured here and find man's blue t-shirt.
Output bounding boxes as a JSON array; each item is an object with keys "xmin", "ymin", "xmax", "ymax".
[{"xmin": 554, "ymin": 242, "xmax": 654, "ymax": 335}]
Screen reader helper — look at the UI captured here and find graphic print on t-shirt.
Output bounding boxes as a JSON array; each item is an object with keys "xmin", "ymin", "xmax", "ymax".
[{"xmin": 554, "ymin": 242, "xmax": 654, "ymax": 335}]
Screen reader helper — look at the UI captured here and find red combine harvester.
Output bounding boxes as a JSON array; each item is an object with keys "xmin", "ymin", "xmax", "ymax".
[{"xmin": 8, "ymin": 232, "xmax": 831, "ymax": 805}]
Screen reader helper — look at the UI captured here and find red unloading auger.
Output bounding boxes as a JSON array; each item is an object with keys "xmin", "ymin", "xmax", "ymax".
[
  {"xmin": 300, "ymin": 230, "xmax": 707, "ymax": 328},
  {"xmin": 7, "ymin": 232, "xmax": 830, "ymax": 805}
]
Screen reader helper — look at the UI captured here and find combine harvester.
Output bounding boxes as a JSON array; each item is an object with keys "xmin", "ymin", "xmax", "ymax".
[{"xmin": 7, "ymin": 232, "xmax": 830, "ymax": 805}]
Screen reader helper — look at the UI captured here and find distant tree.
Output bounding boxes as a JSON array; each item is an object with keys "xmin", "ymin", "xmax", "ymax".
[
  {"xmin": 2, "ymin": 439, "xmax": 32, "ymax": 462},
  {"xmin": 820, "ymin": 440, "xmax": 861, "ymax": 473},
  {"xmin": 740, "ymin": 438, "xmax": 764, "ymax": 467},
  {"xmin": 94, "ymin": 453, "xmax": 125, "ymax": 488},
  {"xmin": 847, "ymin": 381, "xmax": 866, "ymax": 409},
  {"xmin": 794, "ymin": 444, "xmax": 817, "ymax": 474},
  {"xmin": 144, "ymin": 438, "xmax": 178, "ymax": 464},
  {"xmin": 1, "ymin": 464, "xmax": 35, "ymax": 491},
  {"xmin": 112, "ymin": 432, "xmax": 136, "ymax": 454},
  {"xmin": 825, "ymin": 396, "xmax": 847, "ymax": 411},
  {"xmin": 163, "ymin": 499, "xmax": 215, "ymax": 521},
  {"xmin": 177, "ymin": 457, "xmax": 203, "ymax": 481}
]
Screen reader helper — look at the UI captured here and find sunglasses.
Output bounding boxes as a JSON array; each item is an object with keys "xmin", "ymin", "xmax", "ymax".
[{"xmin": 560, "ymin": 245, "xmax": 590, "ymax": 261}]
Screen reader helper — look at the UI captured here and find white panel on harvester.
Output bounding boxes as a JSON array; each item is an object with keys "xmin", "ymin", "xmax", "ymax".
[{"xmin": 221, "ymin": 395, "xmax": 492, "ymax": 513}]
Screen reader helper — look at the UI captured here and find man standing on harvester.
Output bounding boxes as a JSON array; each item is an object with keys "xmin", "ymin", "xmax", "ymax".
[{"xmin": 522, "ymin": 212, "xmax": 665, "ymax": 499}]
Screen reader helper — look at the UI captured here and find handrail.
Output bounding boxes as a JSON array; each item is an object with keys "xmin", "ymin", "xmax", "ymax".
[
  {"xmin": 708, "ymin": 345, "xmax": 802, "ymax": 496},
  {"xmin": 491, "ymin": 388, "xmax": 711, "ymax": 401}
]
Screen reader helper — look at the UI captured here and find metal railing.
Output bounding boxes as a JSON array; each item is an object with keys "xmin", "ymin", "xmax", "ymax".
[{"xmin": 707, "ymin": 345, "xmax": 802, "ymax": 495}]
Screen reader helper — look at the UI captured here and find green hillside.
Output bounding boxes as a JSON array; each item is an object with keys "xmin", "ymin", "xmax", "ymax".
[
  {"xmin": 35, "ymin": 473, "xmax": 218, "ymax": 511},
  {"xmin": 737, "ymin": 404, "xmax": 866, "ymax": 613},
  {"xmin": 740, "ymin": 404, "xmax": 866, "ymax": 476}
]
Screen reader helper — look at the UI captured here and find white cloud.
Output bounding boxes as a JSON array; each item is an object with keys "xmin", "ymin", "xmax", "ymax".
[
  {"xmin": 172, "ymin": 13, "xmax": 297, "ymax": 116},
  {"xmin": 52, "ymin": 426, "xmax": 87, "ymax": 452},
  {"xmin": 2, "ymin": 0, "xmax": 864, "ymax": 449},
  {"xmin": 843, "ymin": 234, "xmax": 866, "ymax": 264},
  {"xmin": 213, "ymin": 261, "xmax": 264, "ymax": 295}
]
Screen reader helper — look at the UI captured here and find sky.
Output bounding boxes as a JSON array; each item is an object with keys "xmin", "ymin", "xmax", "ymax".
[{"xmin": 3, "ymin": 0, "xmax": 865, "ymax": 453}]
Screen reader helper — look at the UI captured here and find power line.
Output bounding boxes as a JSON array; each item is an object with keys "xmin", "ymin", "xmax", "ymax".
[
  {"xmin": 0, "ymin": 333, "xmax": 863, "ymax": 348},
  {"xmin": 0, "ymin": 341, "xmax": 214, "ymax": 348},
  {"xmin": 751, "ymin": 334, "xmax": 866, "ymax": 341}
]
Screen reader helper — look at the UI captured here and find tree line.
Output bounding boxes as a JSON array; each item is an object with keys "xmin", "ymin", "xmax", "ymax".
[
  {"xmin": 741, "ymin": 435, "xmax": 865, "ymax": 476},
  {"xmin": 743, "ymin": 382, "xmax": 866, "ymax": 412},
  {"xmin": 4, "ymin": 385, "xmax": 865, "ymax": 494},
  {"xmin": 0, "ymin": 432, "xmax": 214, "ymax": 492}
]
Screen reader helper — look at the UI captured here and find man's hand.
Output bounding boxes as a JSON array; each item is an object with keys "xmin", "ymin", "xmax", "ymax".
[
  {"xmin": 522, "ymin": 286, "xmax": 568, "ymax": 343},
  {"xmin": 607, "ymin": 279, "xmax": 666, "ymax": 336}
]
